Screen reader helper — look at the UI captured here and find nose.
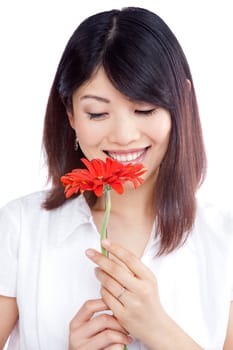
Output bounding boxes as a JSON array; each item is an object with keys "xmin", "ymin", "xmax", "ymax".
[{"xmin": 108, "ymin": 113, "xmax": 141, "ymax": 145}]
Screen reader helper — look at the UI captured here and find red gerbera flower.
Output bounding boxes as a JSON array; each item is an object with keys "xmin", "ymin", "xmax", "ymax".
[{"xmin": 60, "ymin": 157, "xmax": 146, "ymax": 198}]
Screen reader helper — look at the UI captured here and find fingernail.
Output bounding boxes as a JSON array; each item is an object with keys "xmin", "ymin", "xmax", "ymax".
[
  {"xmin": 101, "ymin": 239, "xmax": 111, "ymax": 247},
  {"xmin": 85, "ymin": 249, "xmax": 95, "ymax": 257},
  {"xmin": 128, "ymin": 335, "xmax": 133, "ymax": 343},
  {"xmin": 94, "ymin": 267, "xmax": 99, "ymax": 275}
]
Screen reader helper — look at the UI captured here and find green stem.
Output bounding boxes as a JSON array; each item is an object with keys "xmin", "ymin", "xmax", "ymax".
[
  {"xmin": 100, "ymin": 187, "xmax": 128, "ymax": 350},
  {"xmin": 100, "ymin": 187, "xmax": 111, "ymax": 256}
]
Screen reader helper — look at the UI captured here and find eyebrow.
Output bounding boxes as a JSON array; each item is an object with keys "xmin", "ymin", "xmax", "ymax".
[{"xmin": 80, "ymin": 95, "xmax": 110, "ymax": 103}]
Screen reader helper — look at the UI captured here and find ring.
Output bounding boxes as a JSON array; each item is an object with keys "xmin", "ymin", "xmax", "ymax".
[{"xmin": 117, "ymin": 287, "xmax": 126, "ymax": 299}]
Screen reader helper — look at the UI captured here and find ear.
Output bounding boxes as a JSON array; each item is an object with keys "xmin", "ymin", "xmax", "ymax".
[
  {"xmin": 66, "ymin": 109, "xmax": 75, "ymax": 129},
  {"xmin": 186, "ymin": 79, "xmax": 192, "ymax": 91}
]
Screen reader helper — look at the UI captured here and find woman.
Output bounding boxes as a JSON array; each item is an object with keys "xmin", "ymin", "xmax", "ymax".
[{"xmin": 0, "ymin": 6, "xmax": 233, "ymax": 350}]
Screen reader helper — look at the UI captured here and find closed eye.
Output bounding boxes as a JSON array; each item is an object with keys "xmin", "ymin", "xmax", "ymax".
[
  {"xmin": 87, "ymin": 113, "xmax": 108, "ymax": 120},
  {"xmin": 135, "ymin": 108, "xmax": 157, "ymax": 116}
]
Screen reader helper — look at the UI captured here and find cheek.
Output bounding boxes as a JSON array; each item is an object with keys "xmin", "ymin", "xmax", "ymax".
[
  {"xmin": 150, "ymin": 118, "xmax": 172, "ymax": 146},
  {"xmin": 76, "ymin": 122, "xmax": 105, "ymax": 147},
  {"xmin": 162, "ymin": 126, "xmax": 172, "ymax": 147}
]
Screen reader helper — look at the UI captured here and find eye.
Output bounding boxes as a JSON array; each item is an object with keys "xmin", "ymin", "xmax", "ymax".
[
  {"xmin": 135, "ymin": 108, "xmax": 157, "ymax": 116},
  {"xmin": 87, "ymin": 112, "xmax": 108, "ymax": 120}
]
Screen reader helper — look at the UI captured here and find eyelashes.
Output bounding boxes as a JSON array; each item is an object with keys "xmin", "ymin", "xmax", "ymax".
[
  {"xmin": 87, "ymin": 113, "xmax": 108, "ymax": 120},
  {"xmin": 87, "ymin": 108, "xmax": 157, "ymax": 120},
  {"xmin": 135, "ymin": 108, "xmax": 157, "ymax": 116}
]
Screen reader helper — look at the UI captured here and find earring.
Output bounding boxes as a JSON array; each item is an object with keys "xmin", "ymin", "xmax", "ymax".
[{"xmin": 74, "ymin": 138, "xmax": 79, "ymax": 151}]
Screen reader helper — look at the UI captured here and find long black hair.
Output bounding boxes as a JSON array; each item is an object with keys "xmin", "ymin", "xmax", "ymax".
[{"xmin": 43, "ymin": 7, "xmax": 206, "ymax": 254}]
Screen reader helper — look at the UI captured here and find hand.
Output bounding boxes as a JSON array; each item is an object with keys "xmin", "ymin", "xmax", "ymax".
[
  {"xmin": 68, "ymin": 298, "xmax": 132, "ymax": 350},
  {"xmin": 85, "ymin": 239, "xmax": 165, "ymax": 348}
]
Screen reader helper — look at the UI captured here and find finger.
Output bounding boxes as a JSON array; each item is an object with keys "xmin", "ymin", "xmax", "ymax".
[
  {"xmin": 70, "ymin": 330, "xmax": 130, "ymax": 350},
  {"xmin": 100, "ymin": 287, "xmax": 128, "ymax": 327},
  {"xmin": 86, "ymin": 249, "xmax": 136, "ymax": 292},
  {"xmin": 95, "ymin": 267, "xmax": 129, "ymax": 304},
  {"xmin": 90, "ymin": 314, "xmax": 129, "ymax": 334},
  {"xmin": 86, "ymin": 329, "xmax": 131, "ymax": 350},
  {"xmin": 104, "ymin": 344, "xmax": 126, "ymax": 350},
  {"xmin": 72, "ymin": 328, "xmax": 131, "ymax": 350},
  {"xmin": 71, "ymin": 313, "xmax": 128, "ymax": 341},
  {"xmin": 70, "ymin": 299, "xmax": 108, "ymax": 328},
  {"xmin": 102, "ymin": 239, "xmax": 153, "ymax": 279}
]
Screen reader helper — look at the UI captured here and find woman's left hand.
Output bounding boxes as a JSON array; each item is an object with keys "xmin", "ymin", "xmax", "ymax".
[{"xmin": 85, "ymin": 239, "xmax": 165, "ymax": 348}]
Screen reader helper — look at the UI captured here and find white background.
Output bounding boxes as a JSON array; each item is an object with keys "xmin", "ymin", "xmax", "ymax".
[
  {"xmin": 0, "ymin": 0, "xmax": 232, "ymax": 209},
  {"xmin": 0, "ymin": 1, "xmax": 232, "ymax": 348}
]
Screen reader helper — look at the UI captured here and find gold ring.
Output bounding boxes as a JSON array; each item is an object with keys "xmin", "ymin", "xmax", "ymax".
[{"xmin": 117, "ymin": 287, "xmax": 126, "ymax": 299}]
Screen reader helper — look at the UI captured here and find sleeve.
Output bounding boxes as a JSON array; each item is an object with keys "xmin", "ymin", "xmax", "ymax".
[{"xmin": 0, "ymin": 199, "xmax": 21, "ymax": 297}]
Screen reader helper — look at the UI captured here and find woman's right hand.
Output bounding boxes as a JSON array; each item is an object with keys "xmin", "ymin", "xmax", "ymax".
[{"xmin": 68, "ymin": 298, "xmax": 132, "ymax": 350}]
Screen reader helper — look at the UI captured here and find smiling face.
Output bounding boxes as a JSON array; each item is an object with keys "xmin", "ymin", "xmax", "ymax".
[{"xmin": 67, "ymin": 68, "xmax": 172, "ymax": 187}]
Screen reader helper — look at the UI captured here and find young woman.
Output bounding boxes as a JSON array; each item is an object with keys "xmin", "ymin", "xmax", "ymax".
[{"xmin": 0, "ymin": 7, "xmax": 233, "ymax": 350}]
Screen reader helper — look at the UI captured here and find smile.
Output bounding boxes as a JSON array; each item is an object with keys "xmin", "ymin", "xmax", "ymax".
[{"xmin": 105, "ymin": 147, "xmax": 149, "ymax": 163}]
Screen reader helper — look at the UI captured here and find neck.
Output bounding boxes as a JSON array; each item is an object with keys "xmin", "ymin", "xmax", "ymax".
[
  {"xmin": 90, "ymin": 173, "xmax": 157, "ymax": 257},
  {"xmin": 93, "ymin": 174, "xmax": 156, "ymax": 219}
]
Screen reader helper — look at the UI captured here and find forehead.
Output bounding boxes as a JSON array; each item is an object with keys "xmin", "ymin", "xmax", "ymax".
[
  {"xmin": 73, "ymin": 68, "xmax": 130, "ymax": 103},
  {"xmin": 73, "ymin": 67, "xmax": 158, "ymax": 108}
]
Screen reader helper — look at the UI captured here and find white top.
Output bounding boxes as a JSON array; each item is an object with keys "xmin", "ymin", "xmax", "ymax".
[{"xmin": 0, "ymin": 191, "xmax": 233, "ymax": 350}]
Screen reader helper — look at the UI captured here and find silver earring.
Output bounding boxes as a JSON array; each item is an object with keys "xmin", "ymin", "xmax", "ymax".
[{"xmin": 74, "ymin": 138, "xmax": 79, "ymax": 151}]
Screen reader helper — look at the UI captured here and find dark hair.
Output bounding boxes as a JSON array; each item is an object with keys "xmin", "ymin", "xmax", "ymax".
[{"xmin": 43, "ymin": 7, "xmax": 206, "ymax": 255}]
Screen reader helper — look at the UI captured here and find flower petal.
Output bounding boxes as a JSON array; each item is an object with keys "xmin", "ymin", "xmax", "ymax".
[
  {"xmin": 110, "ymin": 182, "xmax": 124, "ymax": 194},
  {"xmin": 61, "ymin": 157, "xmax": 147, "ymax": 198},
  {"xmin": 94, "ymin": 185, "xmax": 104, "ymax": 197}
]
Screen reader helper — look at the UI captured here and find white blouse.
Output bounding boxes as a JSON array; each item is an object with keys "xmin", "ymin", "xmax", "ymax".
[{"xmin": 0, "ymin": 191, "xmax": 233, "ymax": 350}]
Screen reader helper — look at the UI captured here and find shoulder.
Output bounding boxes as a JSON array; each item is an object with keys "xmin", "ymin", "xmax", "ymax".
[
  {"xmin": 0, "ymin": 192, "xmax": 47, "ymax": 237},
  {"xmin": 0, "ymin": 191, "xmax": 90, "ymax": 217},
  {"xmin": 0, "ymin": 191, "xmax": 92, "ymax": 241},
  {"xmin": 195, "ymin": 197, "xmax": 233, "ymax": 235},
  {"xmin": 0, "ymin": 191, "xmax": 46, "ymax": 214},
  {"xmin": 191, "ymin": 197, "xmax": 233, "ymax": 258}
]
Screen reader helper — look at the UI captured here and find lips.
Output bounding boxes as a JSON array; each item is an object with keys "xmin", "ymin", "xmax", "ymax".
[{"xmin": 104, "ymin": 147, "xmax": 149, "ymax": 163}]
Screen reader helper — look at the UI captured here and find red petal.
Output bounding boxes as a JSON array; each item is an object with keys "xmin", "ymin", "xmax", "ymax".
[
  {"xmin": 94, "ymin": 185, "xmax": 104, "ymax": 197},
  {"xmin": 65, "ymin": 185, "xmax": 80, "ymax": 198},
  {"xmin": 110, "ymin": 182, "xmax": 124, "ymax": 194},
  {"xmin": 81, "ymin": 158, "xmax": 96, "ymax": 175},
  {"xmin": 61, "ymin": 158, "xmax": 146, "ymax": 198}
]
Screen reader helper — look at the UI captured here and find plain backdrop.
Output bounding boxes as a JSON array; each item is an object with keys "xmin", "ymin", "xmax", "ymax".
[
  {"xmin": 0, "ymin": 1, "xmax": 232, "ymax": 349},
  {"xmin": 0, "ymin": 0, "xmax": 233, "ymax": 209}
]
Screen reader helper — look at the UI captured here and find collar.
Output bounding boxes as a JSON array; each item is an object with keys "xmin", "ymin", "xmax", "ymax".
[{"xmin": 52, "ymin": 194, "xmax": 95, "ymax": 245}]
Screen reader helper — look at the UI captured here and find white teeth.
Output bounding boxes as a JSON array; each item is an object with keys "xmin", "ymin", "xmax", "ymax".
[{"xmin": 108, "ymin": 150, "xmax": 145, "ymax": 162}]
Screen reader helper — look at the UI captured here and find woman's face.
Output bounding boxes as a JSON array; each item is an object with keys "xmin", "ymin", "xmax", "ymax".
[{"xmin": 67, "ymin": 68, "xmax": 171, "ymax": 186}]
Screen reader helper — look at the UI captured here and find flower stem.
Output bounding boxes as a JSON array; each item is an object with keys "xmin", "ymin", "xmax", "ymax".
[
  {"xmin": 100, "ymin": 187, "xmax": 128, "ymax": 350},
  {"xmin": 100, "ymin": 187, "xmax": 111, "ymax": 256}
]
